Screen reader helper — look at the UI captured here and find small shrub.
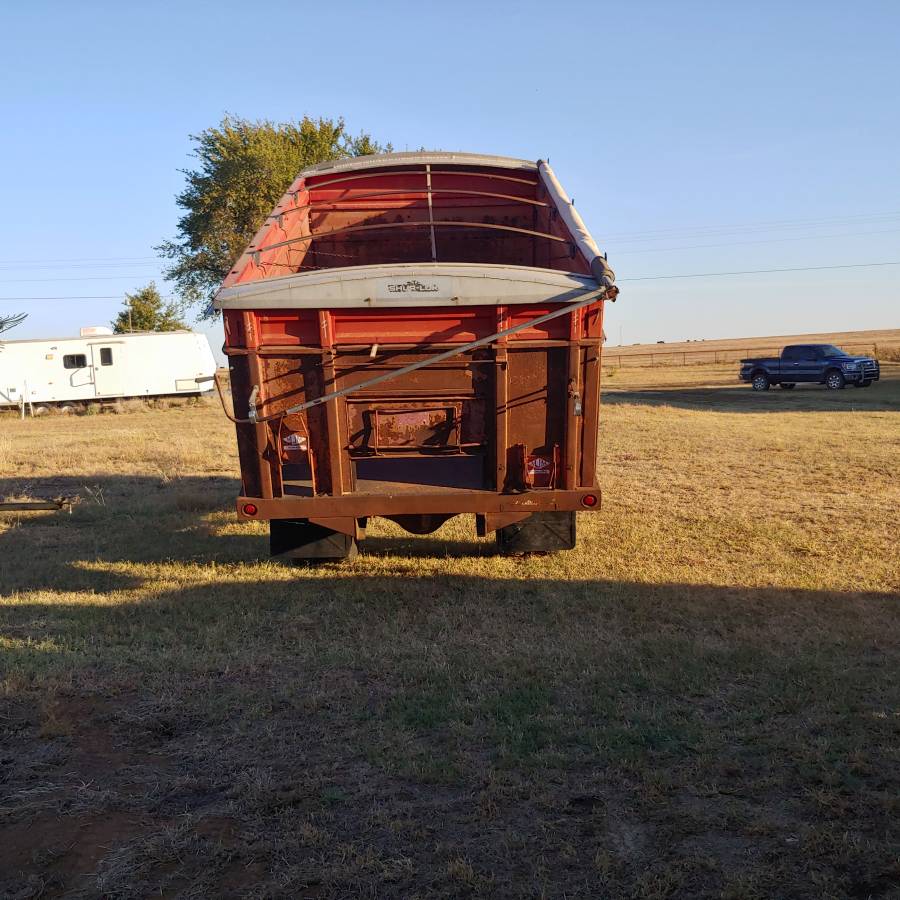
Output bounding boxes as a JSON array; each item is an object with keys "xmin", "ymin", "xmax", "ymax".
[{"xmin": 446, "ymin": 857, "xmax": 477, "ymax": 886}]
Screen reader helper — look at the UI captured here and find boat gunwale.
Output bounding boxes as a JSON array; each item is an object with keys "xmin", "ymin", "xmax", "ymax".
[{"xmin": 214, "ymin": 262, "xmax": 599, "ymax": 310}]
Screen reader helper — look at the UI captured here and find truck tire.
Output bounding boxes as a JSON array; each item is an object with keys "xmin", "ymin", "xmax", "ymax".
[
  {"xmin": 853, "ymin": 379, "xmax": 872, "ymax": 388},
  {"xmin": 496, "ymin": 511, "xmax": 576, "ymax": 555},
  {"xmin": 751, "ymin": 373, "xmax": 770, "ymax": 391},
  {"xmin": 779, "ymin": 383, "xmax": 796, "ymax": 390},
  {"xmin": 270, "ymin": 519, "xmax": 358, "ymax": 563},
  {"xmin": 825, "ymin": 370, "xmax": 845, "ymax": 390}
]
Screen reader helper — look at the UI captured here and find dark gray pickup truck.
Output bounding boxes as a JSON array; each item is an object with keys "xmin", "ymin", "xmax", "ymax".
[{"xmin": 740, "ymin": 344, "xmax": 880, "ymax": 391}]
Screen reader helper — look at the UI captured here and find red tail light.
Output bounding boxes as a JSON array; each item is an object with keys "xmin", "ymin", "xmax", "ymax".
[
  {"xmin": 242, "ymin": 502, "xmax": 259, "ymax": 517},
  {"xmin": 581, "ymin": 494, "xmax": 598, "ymax": 508}
]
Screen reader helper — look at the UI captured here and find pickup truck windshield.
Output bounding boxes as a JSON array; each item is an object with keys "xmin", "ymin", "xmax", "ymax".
[{"xmin": 819, "ymin": 345, "xmax": 849, "ymax": 358}]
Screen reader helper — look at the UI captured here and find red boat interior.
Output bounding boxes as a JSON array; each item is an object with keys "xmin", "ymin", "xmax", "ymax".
[{"xmin": 225, "ymin": 161, "xmax": 594, "ymax": 286}]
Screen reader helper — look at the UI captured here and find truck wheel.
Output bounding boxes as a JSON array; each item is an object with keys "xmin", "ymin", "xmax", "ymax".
[
  {"xmin": 853, "ymin": 379, "xmax": 872, "ymax": 388},
  {"xmin": 825, "ymin": 371, "xmax": 845, "ymax": 390},
  {"xmin": 496, "ymin": 511, "xmax": 576, "ymax": 555},
  {"xmin": 270, "ymin": 519, "xmax": 358, "ymax": 563},
  {"xmin": 751, "ymin": 373, "xmax": 770, "ymax": 391},
  {"xmin": 779, "ymin": 383, "xmax": 796, "ymax": 390}
]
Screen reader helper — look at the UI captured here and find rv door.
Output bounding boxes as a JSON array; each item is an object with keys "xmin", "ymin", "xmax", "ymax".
[{"xmin": 91, "ymin": 344, "xmax": 124, "ymax": 397}]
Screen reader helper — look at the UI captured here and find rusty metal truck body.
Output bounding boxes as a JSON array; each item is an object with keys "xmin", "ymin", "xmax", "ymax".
[{"xmin": 215, "ymin": 152, "xmax": 616, "ymax": 559}]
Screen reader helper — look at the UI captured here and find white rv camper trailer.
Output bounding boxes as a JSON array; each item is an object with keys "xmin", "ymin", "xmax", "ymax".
[{"xmin": 0, "ymin": 328, "xmax": 217, "ymax": 411}]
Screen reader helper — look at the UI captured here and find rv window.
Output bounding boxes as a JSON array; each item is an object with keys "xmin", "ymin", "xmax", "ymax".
[
  {"xmin": 63, "ymin": 354, "xmax": 87, "ymax": 369},
  {"xmin": 100, "ymin": 348, "xmax": 113, "ymax": 366}
]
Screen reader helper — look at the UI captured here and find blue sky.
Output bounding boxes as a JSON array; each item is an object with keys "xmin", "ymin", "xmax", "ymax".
[{"xmin": 1, "ymin": 0, "xmax": 898, "ymax": 351}]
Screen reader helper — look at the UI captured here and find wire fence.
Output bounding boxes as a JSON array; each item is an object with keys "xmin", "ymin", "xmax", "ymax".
[{"xmin": 602, "ymin": 342, "xmax": 900, "ymax": 368}]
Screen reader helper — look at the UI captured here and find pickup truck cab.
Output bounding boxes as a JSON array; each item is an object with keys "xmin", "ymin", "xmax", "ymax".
[{"xmin": 740, "ymin": 344, "xmax": 880, "ymax": 391}]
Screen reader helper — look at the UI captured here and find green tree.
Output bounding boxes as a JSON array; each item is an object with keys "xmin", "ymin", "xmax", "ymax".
[
  {"xmin": 112, "ymin": 282, "xmax": 186, "ymax": 333},
  {"xmin": 157, "ymin": 115, "xmax": 390, "ymax": 317}
]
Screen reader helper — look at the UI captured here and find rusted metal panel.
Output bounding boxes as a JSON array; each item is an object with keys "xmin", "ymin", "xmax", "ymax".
[
  {"xmin": 476, "ymin": 511, "xmax": 531, "ymax": 536},
  {"xmin": 307, "ymin": 516, "xmax": 365, "ymax": 539},
  {"xmin": 257, "ymin": 311, "xmax": 319, "ymax": 346},
  {"xmin": 373, "ymin": 407, "xmax": 458, "ymax": 452},
  {"xmin": 238, "ymin": 489, "xmax": 601, "ymax": 520},
  {"xmin": 317, "ymin": 312, "xmax": 346, "ymax": 495},
  {"xmin": 580, "ymin": 343, "xmax": 603, "ymax": 488},
  {"xmin": 493, "ymin": 305, "xmax": 510, "ymax": 492}
]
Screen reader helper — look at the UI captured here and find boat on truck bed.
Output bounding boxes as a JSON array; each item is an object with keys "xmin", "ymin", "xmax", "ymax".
[
  {"xmin": 0, "ymin": 327, "xmax": 216, "ymax": 412},
  {"xmin": 215, "ymin": 151, "xmax": 618, "ymax": 559}
]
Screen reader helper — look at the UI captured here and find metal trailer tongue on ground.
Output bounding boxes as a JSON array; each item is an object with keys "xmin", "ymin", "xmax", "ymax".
[{"xmin": 214, "ymin": 151, "xmax": 617, "ymax": 560}]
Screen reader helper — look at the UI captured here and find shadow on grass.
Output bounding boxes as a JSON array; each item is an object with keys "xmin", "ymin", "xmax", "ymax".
[
  {"xmin": 0, "ymin": 474, "xmax": 508, "ymax": 595},
  {"xmin": 363, "ymin": 533, "xmax": 495, "ymax": 557},
  {"xmin": 1, "ymin": 488, "xmax": 898, "ymax": 900},
  {"xmin": 1, "ymin": 571, "xmax": 898, "ymax": 897},
  {"xmin": 0, "ymin": 475, "xmax": 261, "ymax": 593},
  {"xmin": 1, "ymin": 472, "xmax": 896, "ymax": 683}
]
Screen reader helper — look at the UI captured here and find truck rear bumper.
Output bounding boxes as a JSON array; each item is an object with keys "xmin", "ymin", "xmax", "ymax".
[{"xmin": 237, "ymin": 489, "xmax": 601, "ymax": 521}]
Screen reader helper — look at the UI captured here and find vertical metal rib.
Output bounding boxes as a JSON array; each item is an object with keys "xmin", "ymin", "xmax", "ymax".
[{"xmin": 425, "ymin": 165, "xmax": 438, "ymax": 262}]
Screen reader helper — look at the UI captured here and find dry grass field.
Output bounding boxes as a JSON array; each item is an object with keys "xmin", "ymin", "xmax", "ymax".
[{"xmin": 1, "ymin": 364, "xmax": 898, "ymax": 898}]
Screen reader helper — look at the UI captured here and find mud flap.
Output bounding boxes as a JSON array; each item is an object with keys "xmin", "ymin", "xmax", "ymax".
[
  {"xmin": 495, "ymin": 511, "xmax": 576, "ymax": 554},
  {"xmin": 270, "ymin": 519, "xmax": 358, "ymax": 562}
]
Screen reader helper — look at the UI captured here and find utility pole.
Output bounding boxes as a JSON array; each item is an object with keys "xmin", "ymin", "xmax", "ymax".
[{"xmin": 128, "ymin": 299, "xmax": 133, "ymax": 333}]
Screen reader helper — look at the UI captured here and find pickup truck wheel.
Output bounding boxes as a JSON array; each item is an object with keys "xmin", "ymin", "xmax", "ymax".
[
  {"xmin": 751, "ymin": 373, "xmax": 770, "ymax": 391},
  {"xmin": 853, "ymin": 379, "xmax": 872, "ymax": 388},
  {"xmin": 779, "ymin": 383, "xmax": 796, "ymax": 390},
  {"xmin": 825, "ymin": 371, "xmax": 845, "ymax": 390}
]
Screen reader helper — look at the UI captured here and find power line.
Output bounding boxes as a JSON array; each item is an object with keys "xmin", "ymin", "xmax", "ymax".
[
  {"xmin": 0, "ymin": 211, "xmax": 897, "ymax": 264},
  {"xmin": 3, "ymin": 222, "xmax": 895, "ymax": 276},
  {"xmin": 621, "ymin": 261, "xmax": 900, "ymax": 281},
  {"xmin": 0, "ymin": 255, "xmax": 158, "ymax": 265},
  {"xmin": 603, "ymin": 211, "xmax": 900, "ymax": 242},
  {"xmin": 2, "ymin": 259, "xmax": 898, "ymax": 301},
  {"xmin": 0, "ymin": 295, "xmax": 150, "ymax": 301},
  {"xmin": 612, "ymin": 227, "xmax": 900, "ymax": 256},
  {"xmin": 0, "ymin": 263, "xmax": 163, "ymax": 272},
  {"xmin": 0, "ymin": 210, "xmax": 895, "ymax": 276},
  {"xmin": 0, "ymin": 274, "xmax": 164, "ymax": 283}
]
